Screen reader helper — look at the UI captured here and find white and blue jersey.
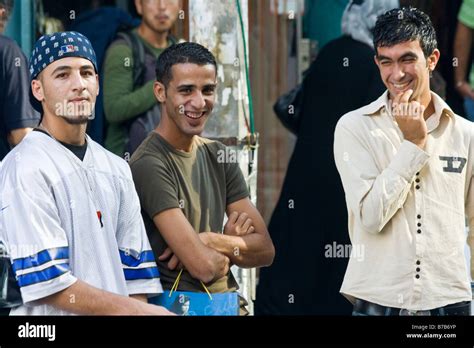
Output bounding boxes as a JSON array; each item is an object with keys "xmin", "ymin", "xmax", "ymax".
[{"xmin": 0, "ymin": 131, "xmax": 162, "ymax": 315}]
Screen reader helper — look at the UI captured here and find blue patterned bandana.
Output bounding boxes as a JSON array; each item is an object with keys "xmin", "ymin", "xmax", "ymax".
[{"xmin": 29, "ymin": 31, "xmax": 98, "ymax": 80}]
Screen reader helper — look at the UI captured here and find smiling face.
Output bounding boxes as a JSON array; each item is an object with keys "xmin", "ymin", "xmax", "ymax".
[
  {"xmin": 374, "ymin": 40, "xmax": 440, "ymax": 103},
  {"xmin": 31, "ymin": 57, "xmax": 99, "ymax": 124},
  {"xmin": 135, "ymin": 0, "xmax": 180, "ymax": 34},
  {"xmin": 154, "ymin": 62, "xmax": 217, "ymax": 138}
]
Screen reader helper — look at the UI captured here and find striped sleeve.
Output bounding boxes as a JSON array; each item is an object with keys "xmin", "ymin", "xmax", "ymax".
[
  {"xmin": 0, "ymin": 162, "xmax": 77, "ymax": 304},
  {"xmin": 118, "ymin": 248, "xmax": 162, "ymax": 296},
  {"xmin": 10, "ymin": 247, "xmax": 77, "ymax": 303},
  {"xmin": 12, "ymin": 247, "xmax": 69, "ymax": 287},
  {"xmin": 119, "ymin": 249, "xmax": 160, "ymax": 281}
]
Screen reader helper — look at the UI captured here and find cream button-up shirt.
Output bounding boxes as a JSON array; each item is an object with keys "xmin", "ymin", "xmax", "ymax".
[{"xmin": 334, "ymin": 91, "xmax": 474, "ymax": 311}]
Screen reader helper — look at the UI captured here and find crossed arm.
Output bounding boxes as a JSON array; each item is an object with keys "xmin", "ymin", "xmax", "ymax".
[{"xmin": 154, "ymin": 197, "xmax": 275, "ymax": 283}]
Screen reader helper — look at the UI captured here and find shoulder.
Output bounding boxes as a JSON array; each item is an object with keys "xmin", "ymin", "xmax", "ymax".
[
  {"xmin": 129, "ymin": 143, "xmax": 169, "ymax": 182},
  {"xmin": 452, "ymin": 113, "xmax": 474, "ymax": 139},
  {"xmin": 88, "ymin": 139, "xmax": 134, "ymax": 179},
  {"xmin": 130, "ymin": 135, "xmax": 168, "ymax": 168},
  {"xmin": 0, "ymin": 35, "xmax": 25, "ymax": 60},
  {"xmin": 104, "ymin": 40, "xmax": 132, "ymax": 61},
  {"xmin": 336, "ymin": 101, "xmax": 379, "ymax": 130},
  {"xmin": 0, "ymin": 132, "xmax": 56, "ymax": 188}
]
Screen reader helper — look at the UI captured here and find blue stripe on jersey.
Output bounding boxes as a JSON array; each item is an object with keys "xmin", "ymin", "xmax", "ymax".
[
  {"xmin": 17, "ymin": 263, "xmax": 70, "ymax": 287},
  {"xmin": 119, "ymin": 250, "xmax": 155, "ymax": 267},
  {"xmin": 12, "ymin": 247, "xmax": 69, "ymax": 273},
  {"xmin": 123, "ymin": 266, "xmax": 160, "ymax": 281}
]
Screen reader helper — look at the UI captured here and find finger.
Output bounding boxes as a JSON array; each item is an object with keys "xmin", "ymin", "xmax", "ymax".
[
  {"xmin": 236, "ymin": 212, "xmax": 249, "ymax": 227},
  {"xmin": 393, "ymin": 90, "xmax": 403, "ymax": 105},
  {"xmin": 247, "ymin": 226, "xmax": 255, "ymax": 234},
  {"xmin": 400, "ymin": 89, "xmax": 413, "ymax": 104},
  {"xmin": 241, "ymin": 218, "xmax": 253, "ymax": 233},
  {"xmin": 227, "ymin": 211, "xmax": 239, "ymax": 225},
  {"xmin": 418, "ymin": 104, "xmax": 426, "ymax": 119},
  {"xmin": 158, "ymin": 247, "xmax": 173, "ymax": 260},
  {"xmin": 168, "ymin": 254, "xmax": 180, "ymax": 270}
]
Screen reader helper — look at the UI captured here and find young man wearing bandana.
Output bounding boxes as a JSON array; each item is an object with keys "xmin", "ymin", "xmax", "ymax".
[{"xmin": 0, "ymin": 31, "xmax": 173, "ymax": 315}]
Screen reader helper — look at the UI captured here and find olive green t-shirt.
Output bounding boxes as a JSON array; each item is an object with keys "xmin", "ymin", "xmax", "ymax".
[{"xmin": 129, "ymin": 132, "xmax": 249, "ymax": 293}]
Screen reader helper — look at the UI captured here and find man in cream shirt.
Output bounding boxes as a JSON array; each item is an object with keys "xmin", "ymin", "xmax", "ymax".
[{"xmin": 334, "ymin": 7, "xmax": 474, "ymax": 315}]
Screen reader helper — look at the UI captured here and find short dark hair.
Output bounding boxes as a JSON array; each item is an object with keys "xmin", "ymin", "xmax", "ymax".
[
  {"xmin": 155, "ymin": 42, "xmax": 217, "ymax": 87},
  {"xmin": 372, "ymin": 7, "xmax": 437, "ymax": 58}
]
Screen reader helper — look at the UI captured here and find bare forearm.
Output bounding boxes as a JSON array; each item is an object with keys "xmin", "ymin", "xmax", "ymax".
[
  {"xmin": 40, "ymin": 279, "xmax": 149, "ymax": 315},
  {"xmin": 205, "ymin": 232, "xmax": 274, "ymax": 268},
  {"xmin": 130, "ymin": 294, "xmax": 148, "ymax": 303}
]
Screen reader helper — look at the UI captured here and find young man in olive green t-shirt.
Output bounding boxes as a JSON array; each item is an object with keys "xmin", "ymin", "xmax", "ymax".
[{"xmin": 129, "ymin": 42, "xmax": 275, "ymax": 314}]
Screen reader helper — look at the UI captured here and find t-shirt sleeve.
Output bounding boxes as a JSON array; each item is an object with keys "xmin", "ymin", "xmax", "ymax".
[
  {"xmin": 130, "ymin": 156, "xmax": 180, "ymax": 219},
  {"xmin": 459, "ymin": 0, "xmax": 474, "ymax": 28},
  {"xmin": 115, "ymin": 165, "xmax": 163, "ymax": 296},
  {"xmin": 224, "ymin": 153, "xmax": 250, "ymax": 205},
  {"xmin": 1, "ymin": 40, "xmax": 40, "ymax": 132},
  {"xmin": 0, "ymin": 165, "xmax": 76, "ymax": 304}
]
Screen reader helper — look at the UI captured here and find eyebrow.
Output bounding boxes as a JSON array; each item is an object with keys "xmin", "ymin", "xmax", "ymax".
[
  {"xmin": 377, "ymin": 52, "xmax": 419, "ymax": 61},
  {"xmin": 177, "ymin": 83, "xmax": 217, "ymax": 89},
  {"xmin": 51, "ymin": 65, "xmax": 95, "ymax": 75}
]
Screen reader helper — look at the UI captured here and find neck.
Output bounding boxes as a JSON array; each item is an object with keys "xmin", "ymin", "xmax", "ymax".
[
  {"xmin": 40, "ymin": 113, "xmax": 87, "ymax": 146},
  {"xmin": 421, "ymin": 93, "xmax": 435, "ymax": 120},
  {"xmin": 137, "ymin": 24, "xmax": 169, "ymax": 48},
  {"xmin": 155, "ymin": 121, "xmax": 194, "ymax": 153}
]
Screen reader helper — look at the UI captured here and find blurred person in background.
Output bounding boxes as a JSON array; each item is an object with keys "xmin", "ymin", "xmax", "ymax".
[
  {"xmin": 103, "ymin": 0, "xmax": 181, "ymax": 157},
  {"xmin": 0, "ymin": 0, "xmax": 40, "ymax": 162}
]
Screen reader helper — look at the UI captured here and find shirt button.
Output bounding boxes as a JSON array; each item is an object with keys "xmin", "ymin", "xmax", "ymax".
[
  {"xmin": 416, "ymin": 274, "xmax": 420, "ymax": 279},
  {"xmin": 417, "ymin": 222, "xmax": 421, "ymax": 227},
  {"xmin": 416, "ymin": 260, "xmax": 421, "ymax": 265},
  {"xmin": 416, "ymin": 185, "xmax": 420, "ymax": 190},
  {"xmin": 417, "ymin": 229, "xmax": 422, "ymax": 234},
  {"xmin": 415, "ymin": 179, "xmax": 420, "ymax": 183},
  {"xmin": 416, "ymin": 172, "xmax": 420, "ymax": 176},
  {"xmin": 417, "ymin": 214, "xmax": 421, "ymax": 219},
  {"xmin": 416, "ymin": 268, "xmax": 421, "ymax": 272}
]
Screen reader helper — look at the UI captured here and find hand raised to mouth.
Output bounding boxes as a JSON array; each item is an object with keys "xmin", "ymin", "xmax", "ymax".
[{"xmin": 391, "ymin": 89, "xmax": 428, "ymax": 150}]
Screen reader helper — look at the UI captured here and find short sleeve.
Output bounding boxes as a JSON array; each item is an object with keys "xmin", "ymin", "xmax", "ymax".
[
  {"xmin": 458, "ymin": 0, "xmax": 474, "ymax": 28},
  {"xmin": 130, "ymin": 156, "xmax": 180, "ymax": 219},
  {"xmin": 224, "ymin": 158, "xmax": 250, "ymax": 205},
  {"xmin": 116, "ymin": 165, "xmax": 163, "ymax": 296},
  {"xmin": 1, "ymin": 39, "xmax": 40, "ymax": 132},
  {"xmin": 0, "ymin": 164, "xmax": 76, "ymax": 304}
]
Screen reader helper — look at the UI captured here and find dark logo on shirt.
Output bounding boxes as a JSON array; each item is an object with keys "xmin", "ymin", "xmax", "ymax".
[{"xmin": 439, "ymin": 156, "xmax": 467, "ymax": 173}]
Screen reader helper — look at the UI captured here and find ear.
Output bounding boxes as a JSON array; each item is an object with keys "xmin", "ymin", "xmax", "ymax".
[
  {"xmin": 427, "ymin": 48, "xmax": 440, "ymax": 72},
  {"xmin": 135, "ymin": 0, "xmax": 143, "ymax": 16},
  {"xmin": 31, "ymin": 79, "xmax": 45, "ymax": 103},
  {"xmin": 373, "ymin": 55, "xmax": 380, "ymax": 68},
  {"xmin": 95, "ymin": 74, "xmax": 100, "ymax": 96},
  {"xmin": 154, "ymin": 81, "xmax": 166, "ymax": 103}
]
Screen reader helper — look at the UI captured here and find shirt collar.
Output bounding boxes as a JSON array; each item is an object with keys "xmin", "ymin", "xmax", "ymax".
[{"xmin": 362, "ymin": 90, "xmax": 455, "ymax": 133}]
